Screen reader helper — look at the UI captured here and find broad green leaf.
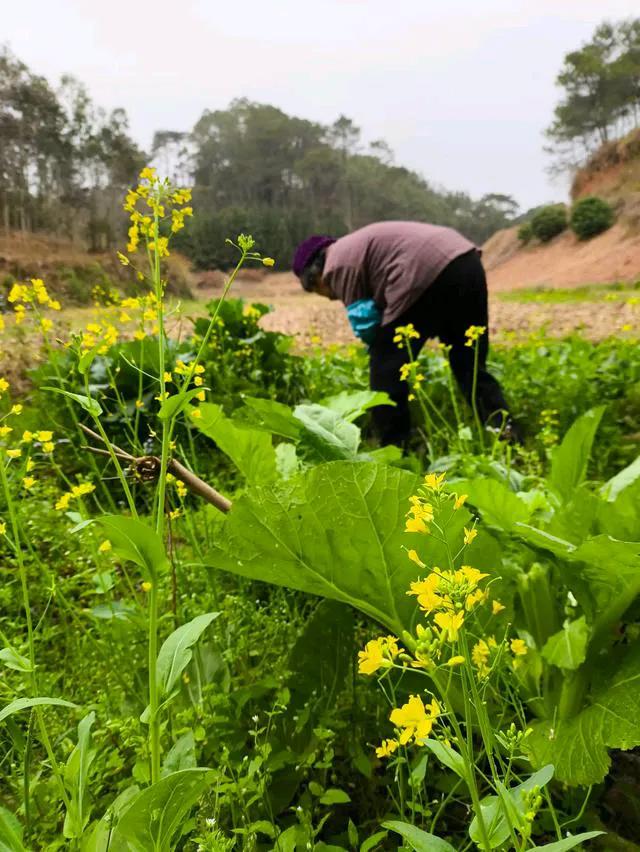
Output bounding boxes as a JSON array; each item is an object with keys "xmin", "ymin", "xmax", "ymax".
[
  {"xmin": 242, "ymin": 396, "xmax": 302, "ymax": 440},
  {"xmin": 0, "ymin": 696, "xmax": 77, "ymax": 723},
  {"xmin": 366, "ymin": 444, "xmax": 404, "ymax": 464},
  {"xmin": 549, "ymin": 407, "xmax": 605, "ymax": 503},
  {"xmin": 158, "ymin": 387, "xmax": 208, "ymax": 421},
  {"xmin": 294, "ymin": 404, "xmax": 361, "ymax": 460},
  {"xmin": 203, "ymin": 462, "xmax": 498, "ymax": 634},
  {"xmin": 80, "ymin": 786, "xmax": 139, "ymax": 852},
  {"xmin": 360, "ymin": 831, "xmax": 388, "ymax": 852},
  {"xmin": 320, "ymin": 389, "xmax": 394, "ymax": 423},
  {"xmin": 528, "ymin": 643, "xmax": 640, "ymax": 784},
  {"xmin": 64, "ymin": 711, "xmax": 96, "ymax": 839},
  {"xmin": 162, "ymin": 731, "xmax": 196, "ymax": 776},
  {"xmin": 90, "ymin": 516, "xmax": 169, "ymax": 582},
  {"xmin": 600, "ymin": 454, "xmax": 640, "ymax": 501},
  {"xmin": 108, "ymin": 768, "xmax": 212, "ymax": 852},
  {"xmin": 203, "ymin": 462, "xmax": 419, "ymax": 633},
  {"xmin": 468, "ymin": 765, "xmax": 554, "ymax": 848},
  {"xmin": 156, "ymin": 612, "xmax": 220, "ymax": 698},
  {"xmin": 42, "ymin": 386, "xmax": 102, "ymax": 418},
  {"xmin": 192, "ymin": 403, "xmax": 277, "ymax": 484},
  {"xmin": 382, "ymin": 821, "xmax": 456, "ymax": 851},
  {"xmin": 531, "ymin": 831, "xmax": 604, "ymax": 851},
  {"xmin": 0, "ymin": 648, "xmax": 33, "ymax": 673},
  {"xmin": 542, "ymin": 617, "xmax": 589, "ymax": 670},
  {"xmin": 0, "ymin": 806, "xmax": 25, "ymax": 852},
  {"xmin": 449, "ymin": 478, "xmax": 531, "ymax": 531},
  {"xmin": 319, "ymin": 788, "xmax": 351, "ymax": 805},
  {"xmin": 423, "ymin": 739, "xmax": 467, "ymax": 782},
  {"xmin": 275, "ymin": 442, "xmax": 299, "ymax": 479}
]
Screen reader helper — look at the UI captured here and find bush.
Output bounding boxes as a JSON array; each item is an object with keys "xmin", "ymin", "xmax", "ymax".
[
  {"xmin": 517, "ymin": 222, "xmax": 533, "ymax": 244},
  {"xmin": 570, "ymin": 195, "xmax": 615, "ymax": 240},
  {"xmin": 530, "ymin": 204, "xmax": 567, "ymax": 242}
]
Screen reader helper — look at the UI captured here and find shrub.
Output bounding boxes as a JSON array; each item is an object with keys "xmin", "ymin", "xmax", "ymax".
[
  {"xmin": 570, "ymin": 195, "xmax": 615, "ymax": 240},
  {"xmin": 517, "ymin": 222, "xmax": 533, "ymax": 244},
  {"xmin": 530, "ymin": 204, "xmax": 567, "ymax": 242}
]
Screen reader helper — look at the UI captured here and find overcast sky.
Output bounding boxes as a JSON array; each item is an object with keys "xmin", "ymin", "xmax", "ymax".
[{"xmin": 4, "ymin": 0, "xmax": 639, "ymax": 210}]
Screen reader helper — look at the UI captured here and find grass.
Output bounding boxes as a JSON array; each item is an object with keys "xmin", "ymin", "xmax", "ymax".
[{"xmin": 497, "ymin": 279, "xmax": 640, "ymax": 303}]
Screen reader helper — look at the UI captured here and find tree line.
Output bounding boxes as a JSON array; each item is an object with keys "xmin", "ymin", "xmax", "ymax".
[
  {"xmin": 546, "ymin": 18, "xmax": 640, "ymax": 169},
  {"xmin": 0, "ymin": 46, "xmax": 519, "ymax": 266}
]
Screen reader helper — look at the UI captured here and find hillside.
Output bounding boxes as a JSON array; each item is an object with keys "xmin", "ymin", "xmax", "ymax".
[{"xmin": 484, "ymin": 129, "xmax": 640, "ymax": 290}]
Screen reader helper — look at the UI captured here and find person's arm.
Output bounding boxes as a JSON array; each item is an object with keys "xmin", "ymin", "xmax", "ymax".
[{"xmin": 324, "ymin": 264, "xmax": 381, "ymax": 344}]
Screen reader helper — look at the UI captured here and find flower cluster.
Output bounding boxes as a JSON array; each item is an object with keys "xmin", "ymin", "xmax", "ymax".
[
  {"xmin": 393, "ymin": 323, "xmax": 420, "ymax": 348},
  {"xmin": 7, "ymin": 277, "xmax": 61, "ymax": 331},
  {"xmin": 399, "ymin": 361, "xmax": 425, "ymax": 402},
  {"xmin": 55, "ymin": 482, "xmax": 96, "ymax": 512},
  {"xmin": 357, "ymin": 635, "xmax": 400, "ymax": 674},
  {"xmin": 122, "ymin": 167, "xmax": 193, "ymax": 259},
  {"xmin": 464, "ymin": 324, "xmax": 486, "ymax": 347}
]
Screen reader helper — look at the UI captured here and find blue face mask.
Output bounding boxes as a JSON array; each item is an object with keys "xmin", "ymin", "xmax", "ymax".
[{"xmin": 346, "ymin": 299, "xmax": 381, "ymax": 345}]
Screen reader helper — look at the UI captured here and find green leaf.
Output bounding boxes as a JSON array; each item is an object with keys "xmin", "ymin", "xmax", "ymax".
[
  {"xmin": 360, "ymin": 831, "xmax": 388, "ymax": 852},
  {"xmin": 449, "ymin": 478, "xmax": 531, "ymax": 531},
  {"xmin": 275, "ymin": 442, "xmax": 299, "ymax": 480},
  {"xmin": 156, "ymin": 612, "xmax": 220, "ymax": 698},
  {"xmin": 203, "ymin": 462, "xmax": 420, "ymax": 633},
  {"xmin": 162, "ymin": 731, "xmax": 196, "ymax": 776},
  {"xmin": 242, "ymin": 396, "xmax": 302, "ymax": 440},
  {"xmin": 192, "ymin": 403, "xmax": 277, "ymax": 484},
  {"xmin": 0, "ymin": 806, "xmax": 25, "ymax": 852},
  {"xmin": 423, "ymin": 739, "xmax": 467, "ymax": 782},
  {"xmin": 542, "ymin": 617, "xmax": 589, "ymax": 670},
  {"xmin": 64, "ymin": 711, "xmax": 96, "ymax": 839},
  {"xmin": 382, "ymin": 821, "xmax": 456, "ymax": 851},
  {"xmin": 0, "ymin": 648, "xmax": 33, "ymax": 673},
  {"xmin": 42, "ymin": 386, "xmax": 102, "ymax": 418},
  {"xmin": 528, "ymin": 643, "xmax": 640, "ymax": 784},
  {"xmin": 549, "ymin": 407, "xmax": 605, "ymax": 502},
  {"xmin": 0, "ymin": 696, "xmax": 77, "ymax": 724},
  {"xmin": 158, "ymin": 387, "xmax": 207, "ymax": 421},
  {"xmin": 320, "ymin": 389, "xmax": 394, "ymax": 422},
  {"xmin": 108, "ymin": 768, "xmax": 212, "ymax": 852},
  {"xmin": 468, "ymin": 765, "xmax": 554, "ymax": 848},
  {"xmin": 531, "ymin": 832, "xmax": 604, "ymax": 851},
  {"xmin": 601, "ymin": 454, "xmax": 640, "ymax": 501},
  {"xmin": 294, "ymin": 404, "xmax": 361, "ymax": 460},
  {"xmin": 80, "ymin": 786, "xmax": 139, "ymax": 852},
  {"xmin": 89, "ymin": 515, "xmax": 169, "ymax": 582},
  {"xmin": 319, "ymin": 788, "xmax": 351, "ymax": 805}
]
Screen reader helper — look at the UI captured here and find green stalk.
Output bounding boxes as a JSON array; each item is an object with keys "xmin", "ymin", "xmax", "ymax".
[{"xmin": 471, "ymin": 338, "xmax": 485, "ymax": 450}]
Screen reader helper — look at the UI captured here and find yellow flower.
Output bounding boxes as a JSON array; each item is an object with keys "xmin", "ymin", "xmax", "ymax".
[
  {"xmin": 117, "ymin": 251, "xmax": 130, "ymax": 266},
  {"xmin": 406, "ymin": 516, "xmax": 427, "ymax": 534},
  {"xmin": 407, "ymin": 574, "xmax": 443, "ymax": 614},
  {"xmin": 139, "ymin": 166, "xmax": 156, "ymax": 182},
  {"xmin": 424, "ymin": 472, "xmax": 446, "ymax": 491},
  {"xmin": 21, "ymin": 431, "xmax": 34, "ymax": 443},
  {"xmin": 465, "ymin": 588, "xmax": 486, "ymax": 611},
  {"xmin": 194, "ymin": 364, "xmax": 205, "ymax": 375},
  {"xmin": 434, "ymin": 610, "xmax": 465, "ymax": 641},
  {"xmin": 141, "ymin": 581, "xmax": 152, "ymax": 592},
  {"xmin": 454, "ymin": 493, "xmax": 468, "ymax": 510},
  {"xmin": 135, "ymin": 400, "xmax": 144, "ymax": 409},
  {"xmin": 176, "ymin": 480, "xmax": 188, "ymax": 498},
  {"xmin": 358, "ymin": 639, "xmax": 385, "ymax": 675},
  {"xmin": 22, "ymin": 476, "xmax": 36, "ymax": 490},
  {"xmin": 40, "ymin": 318, "xmax": 53, "ymax": 333},
  {"xmin": 0, "ymin": 426, "xmax": 12, "ymax": 437},
  {"xmin": 262, "ymin": 257, "xmax": 275, "ymax": 267},
  {"xmin": 0, "ymin": 378, "xmax": 9, "ymax": 394},
  {"xmin": 389, "ymin": 694, "xmax": 440, "ymax": 745},
  {"xmin": 193, "ymin": 375, "xmax": 204, "ymax": 387},
  {"xmin": 190, "ymin": 408, "xmax": 202, "ymax": 419},
  {"xmin": 375, "ymin": 739, "xmax": 399, "ymax": 759},
  {"xmin": 196, "ymin": 390, "xmax": 206, "ymax": 402},
  {"xmin": 10, "ymin": 404, "xmax": 23, "ymax": 416},
  {"xmin": 55, "ymin": 493, "xmax": 72, "ymax": 511},
  {"xmin": 37, "ymin": 431, "xmax": 53, "ymax": 442},
  {"xmin": 49, "ymin": 299, "xmax": 61, "ymax": 311},
  {"xmin": 0, "ymin": 520, "xmax": 5, "ymax": 535},
  {"xmin": 6, "ymin": 449, "xmax": 21, "ymax": 459},
  {"xmin": 134, "ymin": 330, "xmax": 146, "ymax": 341},
  {"xmin": 463, "ymin": 527, "xmax": 477, "ymax": 546},
  {"xmin": 163, "ymin": 372, "xmax": 173, "ymax": 383},
  {"xmin": 472, "ymin": 639, "xmax": 491, "ymax": 676},
  {"xmin": 169, "ymin": 508, "xmax": 182, "ymax": 520},
  {"xmin": 510, "ymin": 638, "xmax": 528, "ymax": 657},
  {"xmin": 492, "ymin": 600, "xmax": 506, "ymax": 615},
  {"xmin": 98, "ymin": 540, "xmax": 112, "ymax": 553},
  {"xmin": 71, "ymin": 483, "xmax": 95, "ymax": 498},
  {"xmin": 42, "ymin": 442, "xmax": 55, "ymax": 454},
  {"xmin": 407, "ymin": 549, "xmax": 425, "ymax": 568},
  {"xmin": 446, "ymin": 655, "xmax": 466, "ymax": 667}
]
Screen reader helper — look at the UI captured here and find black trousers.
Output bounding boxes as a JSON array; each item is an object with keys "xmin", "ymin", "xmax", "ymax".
[{"xmin": 368, "ymin": 250, "xmax": 510, "ymax": 446}]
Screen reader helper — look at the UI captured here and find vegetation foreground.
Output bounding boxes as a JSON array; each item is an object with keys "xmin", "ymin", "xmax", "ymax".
[{"xmin": 1, "ymin": 171, "xmax": 640, "ymax": 851}]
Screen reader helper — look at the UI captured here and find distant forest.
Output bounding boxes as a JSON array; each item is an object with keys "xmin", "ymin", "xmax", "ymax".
[{"xmin": 0, "ymin": 47, "xmax": 522, "ymax": 267}]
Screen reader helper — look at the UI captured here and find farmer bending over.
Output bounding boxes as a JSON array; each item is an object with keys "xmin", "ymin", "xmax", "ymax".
[{"xmin": 292, "ymin": 221, "xmax": 516, "ymax": 446}]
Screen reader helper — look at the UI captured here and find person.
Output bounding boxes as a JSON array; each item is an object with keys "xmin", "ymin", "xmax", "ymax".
[{"xmin": 292, "ymin": 221, "xmax": 517, "ymax": 446}]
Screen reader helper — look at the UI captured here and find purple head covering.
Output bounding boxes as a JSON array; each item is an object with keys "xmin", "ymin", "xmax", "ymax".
[{"xmin": 292, "ymin": 235, "xmax": 336, "ymax": 278}]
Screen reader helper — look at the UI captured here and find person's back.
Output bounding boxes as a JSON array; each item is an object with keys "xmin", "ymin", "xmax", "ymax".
[{"xmin": 324, "ymin": 221, "xmax": 477, "ymax": 324}]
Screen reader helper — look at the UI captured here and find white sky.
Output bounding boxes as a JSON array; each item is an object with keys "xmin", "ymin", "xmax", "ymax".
[{"xmin": 4, "ymin": 0, "xmax": 639, "ymax": 210}]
